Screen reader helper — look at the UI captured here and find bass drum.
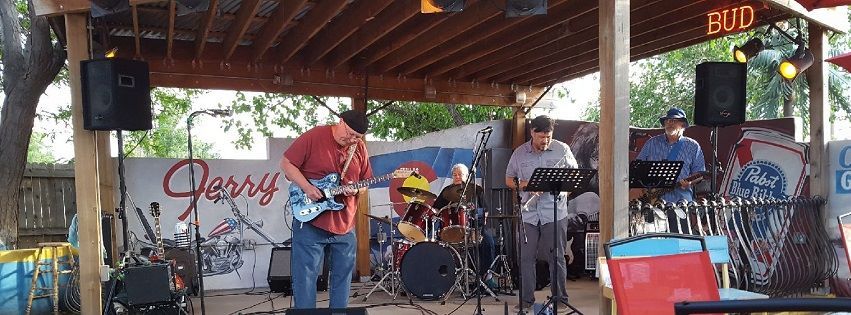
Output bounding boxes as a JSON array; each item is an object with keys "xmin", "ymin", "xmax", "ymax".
[{"xmin": 399, "ymin": 242, "xmax": 460, "ymax": 300}]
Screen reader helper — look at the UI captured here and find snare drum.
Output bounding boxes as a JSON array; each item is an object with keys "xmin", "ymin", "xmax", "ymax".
[
  {"xmin": 398, "ymin": 202, "xmax": 437, "ymax": 242},
  {"xmin": 438, "ymin": 203, "xmax": 469, "ymax": 244}
]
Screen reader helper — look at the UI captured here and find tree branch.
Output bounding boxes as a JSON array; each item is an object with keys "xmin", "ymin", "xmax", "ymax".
[
  {"xmin": 445, "ymin": 104, "xmax": 465, "ymax": 126},
  {"xmin": 0, "ymin": 0, "xmax": 26, "ymax": 90}
]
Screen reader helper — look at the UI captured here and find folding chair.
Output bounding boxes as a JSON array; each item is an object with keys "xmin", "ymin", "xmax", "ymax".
[{"xmin": 604, "ymin": 233, "xmax": 721, "ymax": 315}]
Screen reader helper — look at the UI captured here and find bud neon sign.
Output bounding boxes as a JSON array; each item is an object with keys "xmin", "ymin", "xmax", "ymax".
[{"xmin": 707, "ymin": 5, "xmax": 755, "ymax": 35}]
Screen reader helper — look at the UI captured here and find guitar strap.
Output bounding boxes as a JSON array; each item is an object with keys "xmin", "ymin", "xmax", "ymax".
[{"xmin": 340, "ymin": 144, "xmax": 357, "ymax": 180}]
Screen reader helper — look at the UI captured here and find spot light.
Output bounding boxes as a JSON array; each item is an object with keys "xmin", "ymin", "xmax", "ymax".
[
  {"xmin": 778, "ymin": 46, "xmax": 814, "ymax": 81},
  {"xmin": 506, "ymin": 0, "xmax": 547, "ymax": 17},
  {"xmin": 421, "ymin": 0, "xmax": 464, "ymax": 13},
  {"xmin": 732, "ymin": 38, "xmax": 764, "ymax": 63}
]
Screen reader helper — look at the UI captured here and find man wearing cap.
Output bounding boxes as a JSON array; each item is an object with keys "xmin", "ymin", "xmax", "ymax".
[
  {"xmin": 635, "ymin": 107, "xmax": 706, "ymax": 232},
  {"xmin": 504, "ymin": 115, "xmax": 578, "ymax": 312},
  {"xmin": 281, "ymin": 109, "xmax": 373, "ymax": 308}
]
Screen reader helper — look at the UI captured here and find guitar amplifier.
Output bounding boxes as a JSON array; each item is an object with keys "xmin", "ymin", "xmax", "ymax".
[
  {"xmin": 584, "ymin": 232, "xmax": 600, "ymax": 271},
  {"xmin": 268, "ymin": 246, "xmax": 328, "ymax": 295},
  {"xmin": 124, "ymin": 263, "xmax": 173, "ymax": 306},
  {"xmin": 586, "ymin": 220, "xmax": 600, "ymax": 233}
]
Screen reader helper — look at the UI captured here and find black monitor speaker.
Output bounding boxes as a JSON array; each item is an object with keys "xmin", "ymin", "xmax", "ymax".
[
  {"xmin": 81, "ymin": 58, "xmax": 153, "ymax": 131},
  {"xmin": 268, "ymin": 246, "xmax": 328, "ymax": 294},
  {"xmin": 285, "ymin": 307, "xmax": 368, "ymax": 315},
  {"xmin": 694, "ymin": 62, "xmax": 747, "ymax": 127}
]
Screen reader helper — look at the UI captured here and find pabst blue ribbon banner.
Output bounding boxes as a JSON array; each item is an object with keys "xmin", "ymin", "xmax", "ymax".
[{"xmin": 720, "ymin": 127, "xmax": 809, "ymax": 285}]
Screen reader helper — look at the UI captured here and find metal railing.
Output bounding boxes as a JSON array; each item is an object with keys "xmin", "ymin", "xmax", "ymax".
[{"xmin": 629, "ymin": 196, "xmax": 838, "ymax": 297}]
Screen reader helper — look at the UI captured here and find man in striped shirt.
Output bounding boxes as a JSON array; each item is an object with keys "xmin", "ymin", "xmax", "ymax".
[{"xmin": 635, "ymin": 108, "xmax": 706, "ymax": 233}]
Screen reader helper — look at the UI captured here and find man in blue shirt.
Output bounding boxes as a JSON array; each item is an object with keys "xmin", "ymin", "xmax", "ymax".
[{"xmin": 635, "ymin": 108, "xmax": 706, "ymax": 233}]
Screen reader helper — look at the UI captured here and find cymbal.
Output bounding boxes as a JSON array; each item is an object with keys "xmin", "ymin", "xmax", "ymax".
[
  {"xmin": 443, "ymin": 185, "xmax": 476, "ymax": 203},
  {"xmin": 364, "ymin": 213, "xmax": 392, "ymax": 225},
  {"xmin": 397, "ymin": 186, "xmax": 437, "ymax": 200}
]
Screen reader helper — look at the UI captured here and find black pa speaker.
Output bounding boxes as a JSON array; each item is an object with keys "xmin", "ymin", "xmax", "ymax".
[
  {"xmin": 81, "ymin": 58, "xmax": 153, "ymax": 131},
  {"xmin": 268, "ymin": 246, "xmax": 328, "ymax": 295},
  {"xmin": 694, "ymin": 62, "xmax": 746, "ymax": 127},
  {"xmin": 285, "ymin": 307, "xmax": 368, "ymax": 315}
]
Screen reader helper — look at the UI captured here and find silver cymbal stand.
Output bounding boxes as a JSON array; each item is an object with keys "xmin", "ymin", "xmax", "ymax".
[
  {"xmin": 486, "ymin": 207, "xmax": 514, "ymax": 294},
  {"xmin": 361, "ymin": 209, "xmax": 401, "ymax": 301}
]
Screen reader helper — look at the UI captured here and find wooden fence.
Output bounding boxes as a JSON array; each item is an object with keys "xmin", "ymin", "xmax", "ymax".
[{"xmin": 18, "ymin": 164, "xmax": 76, "ymax": 248}]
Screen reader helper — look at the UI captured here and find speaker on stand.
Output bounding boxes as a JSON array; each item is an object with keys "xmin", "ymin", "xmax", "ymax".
[{"xmin": 694, "ymin": 62, "xmax": 746, "ymax": 198}]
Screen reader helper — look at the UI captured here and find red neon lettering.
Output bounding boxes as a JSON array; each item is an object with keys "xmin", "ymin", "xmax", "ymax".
[{"xmin": 707, "ymin": 12, "xmax": 722, "ymax": 35}]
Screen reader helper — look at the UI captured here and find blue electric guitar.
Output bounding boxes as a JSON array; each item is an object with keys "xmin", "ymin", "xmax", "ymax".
[{"xmin": 290, "ymin": 168, "xmax": 417, "ymax": 222}]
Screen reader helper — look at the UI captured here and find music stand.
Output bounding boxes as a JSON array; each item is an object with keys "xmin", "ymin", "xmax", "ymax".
[
  {"xmin": 628, "ymin": 160, "xmax": 683, "ymax": 189},
  {"xmin": 526, "ymin": 168, "xmax": 596, "ymax": 315}
]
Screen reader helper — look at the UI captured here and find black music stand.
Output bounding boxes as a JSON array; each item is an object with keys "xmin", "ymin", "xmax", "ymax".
[
  {"xmin": 628, "ymin": 160, "xmax": 683, "ymax": 189},
  {"xmin": 526, "ymin": 168, "xmax": 596, "ymax": 315}
]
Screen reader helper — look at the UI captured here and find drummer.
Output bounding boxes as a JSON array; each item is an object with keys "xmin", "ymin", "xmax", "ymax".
[{"xmin": 433, "ymin": 164, "xmax": 495, "ymax": 280}]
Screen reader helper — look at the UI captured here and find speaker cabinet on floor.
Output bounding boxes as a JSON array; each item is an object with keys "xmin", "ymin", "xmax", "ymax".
[
  {"xmin": 268, "ymin": 246, "xmax": 328, "ymax": 295},
  {"xmin": 81, "ymin": 58, "xmax": 153, "ymax": 131},
  {"xmin": 694, "ymin": 62, "xmax": 747, "ymax": 127}
]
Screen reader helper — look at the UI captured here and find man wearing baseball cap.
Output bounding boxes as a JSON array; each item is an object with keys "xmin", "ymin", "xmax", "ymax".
[
  {"xmin": 281, "ymin": 109, "xmax": 373, "ymax": 309},
  {"xmin": 635, "ymin": 108, "xmax": 706, "ymax": 233}
]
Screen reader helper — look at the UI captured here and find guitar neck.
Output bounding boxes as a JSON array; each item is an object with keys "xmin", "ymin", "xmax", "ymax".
[
  {"xmin": 154, "ymin": 217, "xmax": 164, "ymax": 257},
  {"xmin": 329, "ymin": 172, "xmax": 395, "ymax": 196}
]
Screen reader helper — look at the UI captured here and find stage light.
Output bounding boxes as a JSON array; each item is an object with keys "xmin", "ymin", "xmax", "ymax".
[
  {"xmin": 778, "ymin": 46, "xmax": 814, "ymax": 81},
  {"xmin": 176, "ymin": 0, "xmax": 210, "ymax": 16},
  {"xmin": 506, "ymin": 0, "xmax": 547, "ymax": 17},
  {"xmin": 104, "ymin": 47, "xmax": 118, "ymax": 59},
  {"xmin": 421, "ymin": 0, "xmax": 464, "ymax": 13},
  {"xmin": 733, "ymin": 38, "xmax": 764, "ymax": 63},
  {"xmin": 91, "ymin": 0, "xmax": 129, "ymax": 17}
]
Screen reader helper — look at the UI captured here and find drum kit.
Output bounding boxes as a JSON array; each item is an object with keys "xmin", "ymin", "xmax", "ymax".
[{"xmin": 358, "ymin": 186, "xmax": 508, "ymax": 303}]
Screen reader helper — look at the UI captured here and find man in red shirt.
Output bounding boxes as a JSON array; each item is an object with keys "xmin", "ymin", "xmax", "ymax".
[{"xmin": 281, "ymin": 110, "xmax": 373, "ymax": 308}]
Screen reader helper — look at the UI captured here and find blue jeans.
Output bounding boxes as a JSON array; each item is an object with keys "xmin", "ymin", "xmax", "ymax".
[{"xmin": 291, "ymin": 220, "xmax": 356, "ymax": 308}]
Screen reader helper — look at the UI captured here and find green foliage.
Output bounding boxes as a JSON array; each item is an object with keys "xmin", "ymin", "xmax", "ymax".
[
  {"xmin": 226, "ymin": 93, "xmax": 514, "ymax": 148},
  {"xmin": 123, "ymin": 88, "xmax": 219, "ymax": 159},
  {"xmin": 26, "ymin": 132, "xmax": 56, "ymax": 164},
  {"xmin": 583, "ymin": 19, "xmax": 851, "ymax": 133}
]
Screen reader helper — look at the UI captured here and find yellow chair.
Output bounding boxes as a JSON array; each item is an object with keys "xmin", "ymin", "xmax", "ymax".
[{"xmin": 25, "ymin": 242, "xmax": 77, "ymax": 315}]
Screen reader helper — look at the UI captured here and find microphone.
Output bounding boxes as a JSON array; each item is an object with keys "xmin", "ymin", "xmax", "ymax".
[
  {"xmin": 208, "ymin": 109, "xmax": 233, "ymax": 117},
  {"xmin": 478, "ymin": 126, "xmax": 493, "ymax": 133}
]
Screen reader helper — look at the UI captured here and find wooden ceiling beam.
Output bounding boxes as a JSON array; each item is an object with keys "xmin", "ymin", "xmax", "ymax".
[
  {"xmin": 486, "ymin": 0, "xmax": 713, "ymax": 83},
  {"xmin": 528, "ymin": 13, "xmax": 787, "ymax": 86},
  {"xmin": 353, "ymin": 13, "xmax": 452, "ymax": 69},
  {"xmin": 323, "ymin": 0, "xmax": 420, "ymax": 69},
  {"xmin": 370, "ymin": 0, "xmax": 503, "ymax": 74},
  {"xmin": 193, "ymin": 0, "xmax": 219, "ymax": 59},
  {"xmin": 166, "ymin": 0, "xmax": 176, "ymax": 60},
  {"xmin": 396, "ymin": 0, "xmax": 571, "ymax": 75},
  {"xmin": 436, "ymin": 0, "xmax": 671, "ymax": 79},
  {"xmin": 222, "ymin": 0, "xmax": 262, "ymax": 60},
  {"xmin": 424, "ymin": 0, "xmax": 602, "ymax": 79},
  {"xmin": 135, "ymin": 6, "xmax": 258, "ymax": 22},
  {"xmin": 132, "ymin": 4, "xmax": 141, "ymax": 58},
  {"xmin": 250, "ymin": 0, "xmax": 308, "ymax": 62},
  {"xmin": 110, "ymin": 26, "xmax": 251, "ymax": 42},
  {"xmin": 276, "ymin": 0, "xmax": 349, "ymax": 64},
  {"xmin": 300, "ymin": 1, "xmax": 393, "ymax": 66}
]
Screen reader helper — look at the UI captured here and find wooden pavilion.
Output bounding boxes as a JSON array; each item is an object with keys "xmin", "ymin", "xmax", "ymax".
[{"xmin": 32, "ymin": 0, "xmax": 848, "ymax": 313}]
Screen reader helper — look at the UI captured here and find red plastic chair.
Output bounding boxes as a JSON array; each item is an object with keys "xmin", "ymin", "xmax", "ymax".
[{"xmin": 605, "ymin": 234, "xmax": 721, "ymax": 315}]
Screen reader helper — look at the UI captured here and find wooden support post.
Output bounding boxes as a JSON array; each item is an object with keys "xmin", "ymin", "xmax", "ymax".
[
  {"xmin": 511, "ymin": 109, "xmax": 527, "ymax": 149},
  {"xmin": 95, "ymin": 134, "xmax": 116, "ymax": 264},
  {"xmin": 66, "ymin": 13, "xmax": 104, "ymax": 314},
  {"xmin": 352, "ymin": 96, "xmax": 369, "ymax": 278},
  {"xmin": 599, "ymin": 0, "xmax": 630, "ymax": 314},
  {"xmin": 808, "ymin": 25, "xmax": 830, "ymax": 199}
]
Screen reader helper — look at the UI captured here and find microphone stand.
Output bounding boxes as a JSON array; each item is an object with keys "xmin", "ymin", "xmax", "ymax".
[
  {"xmin": 512, "ymin": 177, "xmax": 526, "ymax": 315},
  {"xmin": 186, "ymin": 109, "xmax": 231, "ymax": 315},
  {"xmin": 462, "ymin": 127, "xmax": 493, "ymax": 315}
]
